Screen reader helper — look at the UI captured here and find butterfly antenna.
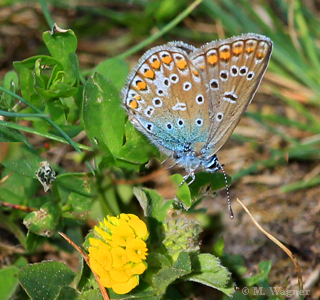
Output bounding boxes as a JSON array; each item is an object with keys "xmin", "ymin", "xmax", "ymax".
[{"xmin": 217, "ymin": 161, "xmax": 234, "ymax": 219}]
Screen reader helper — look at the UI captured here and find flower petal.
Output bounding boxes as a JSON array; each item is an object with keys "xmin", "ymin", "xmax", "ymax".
[
  {"xmin": 126, "ymin": 238, "xmax": 148, "ymax": 263},
  {"xmin": 100, "ymin": 272, "xmax": 116, "ymax": 288},
  {"xmin": 128, "ymin": 219, "xmax": 148, "ymax": 240},
  {"xmin": 110, "ymin": 268, "xmax": 130, "ymax": 283},
  {"xmin": 112, "ymin": 276, "xmax": 139, "ymax": 294},
  {"xmin": 126, "ymin": 262, "xmax": 147, "ymax": 276},
  {"xmin": 111, "ymin": 247, "xmax": 127, "ymax": 268}
]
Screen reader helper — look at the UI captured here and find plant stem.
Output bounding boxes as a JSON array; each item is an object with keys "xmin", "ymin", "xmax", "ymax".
[
  {"xmin": 39, "ymin": 0, "xmax": 54, "ymax": 28},
  {"xmin": 0, "ymin": 120, "xmax": 93, "ymax": 151}
]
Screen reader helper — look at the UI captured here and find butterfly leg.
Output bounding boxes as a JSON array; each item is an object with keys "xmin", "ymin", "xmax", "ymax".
[
  {"xmin": 166, "ymin": 161, "xmax": 178, "ymax": 170},
  {"xmin": 187, "ymin": 172, "xmax": 196, "ymax": 185},
  {"xmin": 179, "ymin": 171, "xmax": 196, "ymax": 186}
]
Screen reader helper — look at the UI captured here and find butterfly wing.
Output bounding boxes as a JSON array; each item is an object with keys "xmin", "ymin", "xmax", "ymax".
[
  {"xmin": 190, "ymin": 33, "xmax": 273, "ymax": 158},
  {"xmin": 121, "ymin": 43, "xmax": 211, "ymax": 157}
]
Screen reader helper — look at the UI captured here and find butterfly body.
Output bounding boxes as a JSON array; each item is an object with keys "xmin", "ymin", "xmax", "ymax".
[{"xmin": 122, "ymin": 33, "xmax": 273, "ymax": 182}]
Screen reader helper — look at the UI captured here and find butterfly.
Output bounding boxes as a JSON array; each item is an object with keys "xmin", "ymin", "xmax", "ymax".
[{"xmin": 121, "ymin": 33, "xmax": 272, "ymax": 195}]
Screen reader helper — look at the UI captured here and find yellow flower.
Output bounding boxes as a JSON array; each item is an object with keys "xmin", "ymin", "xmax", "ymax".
[{"xmin": 88, "ymin": 214, "xmax": 148, "ymax": 294}]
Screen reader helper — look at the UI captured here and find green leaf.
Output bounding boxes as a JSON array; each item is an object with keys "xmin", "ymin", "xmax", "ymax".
[
  {"xmin": 95, "ymin": 57, "xmax": 128, "ymax": 91},
  {"xmin": 97, "ymin": 146, "xmax": 116, "ymax": 169},
  {"xmin": 0, "ymin": 266, "xmax": 19, "ymax": 300},
  {"xmin": 221, "ymin": 254, "xmax": 247, "ymax": 277},
  {"xmin": 49, "ymin": 125, "xmax": 83, "ymax": 139},
  {"xmin": 116, "ymin": 184, "xmax": 133, "ymax": 204},
  {"xmin": 0, "ymin": 172, "xmax": 37, "ymax": 207},
  {"xmin": 107, "ymin": 281, "xmax": 161, "ymax": 299},
  {"xmin": 43, "ymin": 28, "xmax": 79, "ymax": 86},
  {"xmin": 56, "ymin": 286, "xmax": 79, "ymax": 300},
  {"xmin": 82, "ymin": 73, "xmax": 125, "ymax": 155},
  {"xmin": 186, "ymin": 253, "xmax": 234, "ymax": 297},
  {"xmin": 152, "ymin": 254, "xmax": 192, "ymax": 294},
  {"xmin": 117, "ymin": 121, "xmax": 157, "ymax": 167},
  {"xmin": 13, "ymin": 55, "xmax": 63, "ymax": 73},
  {"xmin": 34, "ymin": 58, "xmax": 48, "ymax": 89},
  {"xmin": 245, "ymin": 261, "xmax": 272, "ymax": 286},
  {"xmin": 23, "ymin": 202, "xmax": 61, "ymax": 237},
  {"xmin": 35, "ymin": 82, "xmax": 78, "ymax": 99},
  {"xmin": 76, "ymin": 259, "xmax": 98, "ymax": 293},
  {"xmin": 17, "ymin": 261, "xmax": 76, "ymax": 300},
  {"xmin": 64, "ymin": 94, "xmax": 81, "ymax": 124},
  {"xmin": 212, "ymin": 236, "xmax": 225, "ymax": 257},
  {"xmin": 147, "ymin": 253, "xmax": 172, "ymax": 268},
  {"xmin": 63, "ymin": 53, "xmax": 80, "ymax": 86},
  {"xmin": 80, "ymin": 289, "xmax": 103, "ymax": 300},
  {"xmin": 62, "ymin": 191, "xmax": 94, "ymax": 220},
  {"xmin": 14, "ymin": 55, "xmax": 76, "ymax": 103},
  {"xmin": 1, "ymin": 70, "xmax": 19, "ymax": 110},
  {"xmin": 43, "ymin": 28, "xmax": 77, "ymax": 58},
  {"xmin": 18, "ymin": 66, "xmax": 39, "ymax": 102},
  {"xmin": 25, "ymin": 231, "xmax": 46, "ymax": 252},
  {"xmin": 0, "ymin": 126, "xmax": 29, "ymax": 143},
  {"xmin": 170, "ymin": 174, "xmax": 191, "ymax": 208},
  {"xmin": 133, "ymin": 188, "xmax": 174, "ymax": 249},
  {"xmin": 57, "ymin": 173, "xmax": 96, "ymax": 220},
  {"xmin": 56, "ymin": 173, "xmax": 95, "ymax": 196},
  {"xmin": 173, "ymin": 252, "xmax": 192, "ymax": 272},
  {"xmin": 1, "ymin": 144, "xmax": 42, "ymax": 178},
  {"xmin": 190, "ymin": 172, "xmax": 232, "ymax": 198},
  {"xmin": 45, "ymin": 100, "xmax": 67, "ymax": 125},
  {"xmin": 133, "ymin": 187, "xmax": 173, "ymax": 222},
  {"xmin": 13, "ymin": 256, "xmax": 28, "ymax": 268},
  {"xmin": 47, "ymin": 65, "xmax": 64, "ymax": 88}
]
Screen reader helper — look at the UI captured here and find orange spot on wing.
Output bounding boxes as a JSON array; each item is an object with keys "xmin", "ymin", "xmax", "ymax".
[
  {"xmin": 162, "ymin": 56, "xmax": 172, "ymax": 65},
  {"xmin": 220, "ymin": 51, "xmax": 230, "ymax": 60},
  {"xmin": 193, "ymin": 70, "xmax": 199, "ymax": 76},
  {"xmin": 136, "ymin": 81, "xmax": 147, "ymax": 90},
  {"xmin": 199, "ymin": 65, "xmax": 205, "ymax": 70},
  {"xmin": 256, "ymin": 51, "xmax": 264, "ymax": 59},
  {"xmin": 144, "ymin": 69, "xmax": 155, "ymax": 79},
  {"xmin": 232, "ymin": 47, "xmax": 243, "ymax": 55},
  {"xmin": 151, "ymin": 60, "xmax": 161, "ymax": 69},
  {"xmin": 246, "ymin": 46, "xmax": 255, "ymax": 54},
  {"xmin": 129, "ymin": 100, "xmax": 138, "ymax": 109},
  {"xmin": 134, "ymin": 95, "xmax": 141, "ymax": 100},
  {"xmin": 176, "ymin": 59, "xmax": 187, "ymax": 70},
  {"xmin": 207, "ymin": 54, "xmax": 218, "ymax": 65}
]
